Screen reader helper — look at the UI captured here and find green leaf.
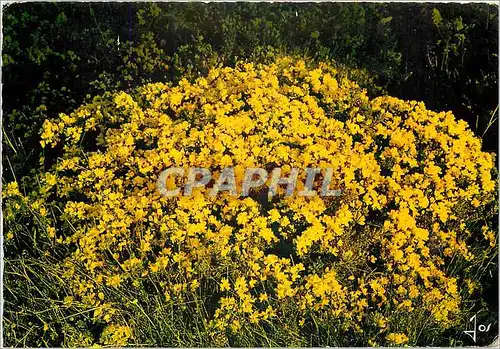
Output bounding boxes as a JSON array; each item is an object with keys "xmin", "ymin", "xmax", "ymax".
[
  {"xmin": 380, "ymin": 16, "xmax": 392, "ymax": 25},
  {"xmin": 432, "ymin": 8, "xmax": 442, "ymax": 27}
]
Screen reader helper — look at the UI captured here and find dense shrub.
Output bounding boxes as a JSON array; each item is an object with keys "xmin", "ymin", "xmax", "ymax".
[
  {"xmin": 4, "ymin": 58, "xmax": 497, "ymax": 346},
  {"xmin": 2, "ymin": 3, "xmax": 498, "ymax": 347},
  {"xmin": 2, "ymin": 3, "xmax": 498, "ymax": 173}
]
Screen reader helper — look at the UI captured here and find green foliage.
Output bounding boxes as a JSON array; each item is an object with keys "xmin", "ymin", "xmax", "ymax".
[
  {"xmin": 386, "ymin": 4, "xmax": 498, "ymax": 151},
  {"xmin": 429, "ymin": 7, "xmax": 498, "ymax": 140}
]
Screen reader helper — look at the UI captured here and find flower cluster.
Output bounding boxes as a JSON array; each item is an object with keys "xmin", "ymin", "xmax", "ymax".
[{"xmin": 23, "ymin": 56, "xmax": 497, "ymax": 345}]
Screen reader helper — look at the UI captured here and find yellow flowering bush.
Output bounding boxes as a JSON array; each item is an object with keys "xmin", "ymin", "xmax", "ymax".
[{"xmin": 7, "ymin": 57, "xmax": 497, "ymax": 346}]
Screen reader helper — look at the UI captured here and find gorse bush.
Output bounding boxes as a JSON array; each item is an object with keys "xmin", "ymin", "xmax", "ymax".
[
  {"xmin": 3, "ymin": 3, "xmax": 498, "ymax": 172},
  {"xmin": 4, "ymin": 57, "xmax": 497, "ymax": 346}
]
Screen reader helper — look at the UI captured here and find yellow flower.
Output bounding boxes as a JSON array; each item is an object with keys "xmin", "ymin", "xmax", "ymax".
[
  {"xmin": 386, "ymin": 332, "xmax": 409, "ymax": 345},
  {"xmin": 220, "ymin": 278, "xmax": 230, "ymax": 292},
  {"xmin": 107, "ymin": 275, "xmax": 122, "ymax": 287}
]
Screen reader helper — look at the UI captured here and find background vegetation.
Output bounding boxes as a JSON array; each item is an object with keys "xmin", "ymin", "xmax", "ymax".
[{"xmin": 2, "ymin": 2, "xmax": 498, "ymax": 347}]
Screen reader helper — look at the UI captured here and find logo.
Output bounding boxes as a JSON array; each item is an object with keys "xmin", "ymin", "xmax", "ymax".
[
  {"xmin": 463, "ymin": 314, "xmax": 492, "ymax": 343},
  {"xmin": 156, "ymin": 167, "xmax": 342, "ymax": 198}
]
